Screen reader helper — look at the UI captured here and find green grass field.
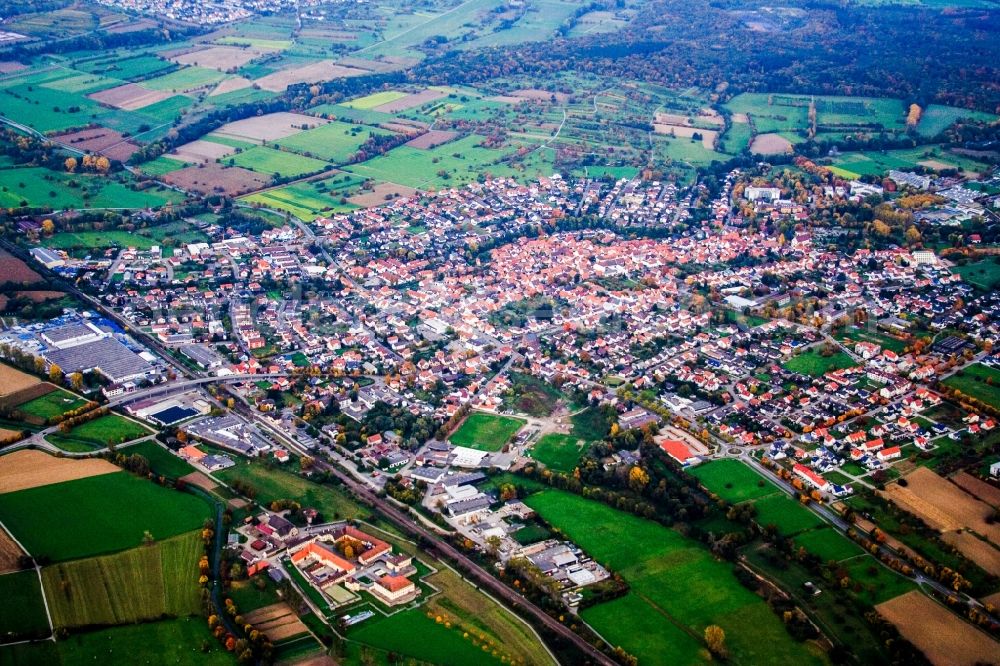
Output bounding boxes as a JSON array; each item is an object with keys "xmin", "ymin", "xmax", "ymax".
[
  {"xmin": 952, "ymin": 259, "xmax": 1000, "ymax": 291},
  {"xmin": 842, "ymin": 555, "xmax": 917, "ymax": 605},
  {"xmin": 834, "ymin": 326, "xmax": 908, "ymax": 354},
  {"xmin": 276, "ymin": 121, "xmax": 396, "ymax": 163},
  {"xmin": 138, "ymin": 155, "xmax": 189, "ymax": 176},
  {"xmin": 0, "ymin": 570, "xmax": 50, "ymax": 640},
  {"xmin": 0, "ymin": 616, "xmax": 233, "ymax": 665},
  {"xmin": 46, "ymin": 414, "xmax": 150, "ymax": 452},
  {"xmin": 0, "ymin": 85, "xmax": 104, "ymax": 133},
  {"xmin": 228, "ymin": 146, "xmax": 330, "ymax": 178},
  {"xmin": 689, "ymin": 459, "xmax": 780, "ymax": 503},
  {"xmin": 0, "ymin": 167, "xmax": 182, "ymax": 211},
  {"xmin": 793, "ymin": 527, "xmax": 864, "ymax": 563},
  {"xmin": 348, "ymin": 608, "xmax": 503, "ymax": 666},
  {"xmin": 753, "ymin": 495, "xmax": 825, "ymax": 535},
  {"xmin": 525, "ymin": 490, "xmax": 823, "ymax": 666},
  {"xmin": 215, "ymin": 459, "xmax": 365, "ymax": 521},
  {"xmin": 76, "ymin": 54, "xmax": 176, "ymax": 81},
  {"xmin": 570, "ymin": 406, "xmax": 613, "ymax": 440},
  {"xmin": 15, "ymin": 388, "xmax": 88, "ymax": 421},
  {"xmin": 342, "ymin": 90, "xmax": 408, "ymax": 109},
  {"xmin": 45, "ymin": 230, "xmax": 157, "ymax": 252},
  {"xmin": 725, "ymin": 93, "xmax": 906, "ymax": 136},
  {"xmin": 345, "ymin": 134, "xmax": 512, "ymax": 189},
  {"xmin": 783, "ymin": 349, "xmax": 857, "ymax": 377},
  {"xmin": 944, "ymin": 363, "xmax": 1000, "ymax": 410},
  {"xmin": 0, "ymin": 472, "xmax": 209, "ymax": 561},
  {"xmin": 140, "ymin": 66, "xmax": 227, "ymax": 91},
  {"xmin": 529, "ymin": 433, "xmax": 586, "ymax": 473},
  {"xmin": 830, "ymin": 145, "xmax": 991, "ymax": 178},
  {"xmin": 448, "ymin": 412, "xmax": 524, "ymax": 451},
  {"xmin": 42, "ymin": 530, "xmax": 202, "ymax": 629},
  {"xmin": 124, "ymin": 441, "xmax": 196, "ymax": 478},
  {"xmin": 240, "ymin": 172, "xmax": 369, "ymax": 221},
  {"xmin": 917, "ymin": 104, "xmax": 997, "ymax": 138}
]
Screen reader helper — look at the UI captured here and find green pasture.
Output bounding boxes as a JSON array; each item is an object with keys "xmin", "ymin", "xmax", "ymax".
[
  {"xmin": 526, "ymin": 490, "xmax": 824, "ymax": 666},
  {"xmin": 0, "ymin": 471, "xmax": 209, "ymax": 561},
  {"xmin": 228, "ymin": 146, "xmax": 330, "ymax": 178}
]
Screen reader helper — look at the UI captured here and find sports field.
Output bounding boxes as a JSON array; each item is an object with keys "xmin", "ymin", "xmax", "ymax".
[
  {"xmin": 0, "ymin": 472, "xmax": 209, "ymax": 561},
  {"xmin": 0, "ymin": 570, "xmax": 50, "ymax": 639},
  {"xmin": 449, "ymin": 412, "xmax": 524, "ymax": 451},
  {"xmin": 42, "ymin": 530, "xmax": 202, "ymax": 628},
  {"xmin": 529, "ymin": 433, "xmax": 587, "ymax": 473},
  {"xmin": 525, "ymin": 490, "xmax": 824, "ymax": 665}
]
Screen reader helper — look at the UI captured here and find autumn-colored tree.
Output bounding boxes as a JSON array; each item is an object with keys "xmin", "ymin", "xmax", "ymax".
[
  {"xmin": 69, "ymin": 372, "xmax": 83, "ymax": 391},
  {"xmin": 904, "ymin": 226, "xmax": 922, "ymax": 245},
  {"xmin": 872, "ymin": 220, "xmax": 891, "ymax": 236},
  {"xmin": 64, "ymin": 157, "xmax": 77, "ymax": 173},
  {"xmin": 705, "ymin": 625, "xmax": 727, "ymax": 657},
  {"xmin": 95, "ymin": 156, "xmax": 111, "ymax": 173},
  {"xmin": 628, "ymin": 465, "xmax": 650, "ymax": 492},
  {"xmin": 48, "ymin": 364, "xmax": 63, "ymax": 384},
  {"xmin": 41, "ymin": 219, "xmax": 55, "ymax": 235},
  {"xmin": 906, "ymin": 103, "xmax": 922, "ymax": 127}
]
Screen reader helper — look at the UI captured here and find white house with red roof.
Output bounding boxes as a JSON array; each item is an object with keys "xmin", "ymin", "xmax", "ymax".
[{"xmin": 793, "ymin": 463, "xmax": 830, "ymax": 491}]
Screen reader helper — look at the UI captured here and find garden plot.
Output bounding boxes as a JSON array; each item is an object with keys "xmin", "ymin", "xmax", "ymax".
[
  {"xmin": 509, "ymin": 89, "xmax": 569, "ymax": 104},
  {"xmin": 162, "ymin": 163, "xmax": 270, "ymax": 196},
  {"xmin": 89, "ymin": 83, "xmax": 173, "ymax": 110},
  {"xmin": 52, "ymin": 127, "xmax": 140, "ymax": 162},
  {"xmin": 208, "ymin": 76, "xmax": 253, "ymax": 96},
  {"xmin": 347, "ymin": 181, "xmax": 419, "ymax": 207},
  {"xmin": 253, "ymin": 60, "xmax": 367, "ymax": 92},
  {"xmin": 243, "ymin": 603, "xmax": 309, "ymax": 642},
  {"xmin": 212, "ymin": 112, "xmax": 327, "ymax": 143},
  {"xmin": 169, "ymin": 45, "xmax": 264, "ymax": 72},
  {"xmin": 405, "ymin": 130, "xmax": 458, "ymax": 149},
  {"xmin": 751, "ymin": 133, "xmax": 794, "ymax": 154},
  {"xmin": 169, "ymin": 139, "xmax": 237, "ymax": 164},
  {"xmin": 0, "ymin": 449, "xmax": 117, "ymax": 494}
]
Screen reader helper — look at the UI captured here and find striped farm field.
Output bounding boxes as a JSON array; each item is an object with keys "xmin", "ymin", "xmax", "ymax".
[
  {"xmin": 42, "ymin": 531, "xmax": 203, "ymax": 629},
  {"xmin": 343, "ymin": 90, "xmax": 408, "ymax": 109}
]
